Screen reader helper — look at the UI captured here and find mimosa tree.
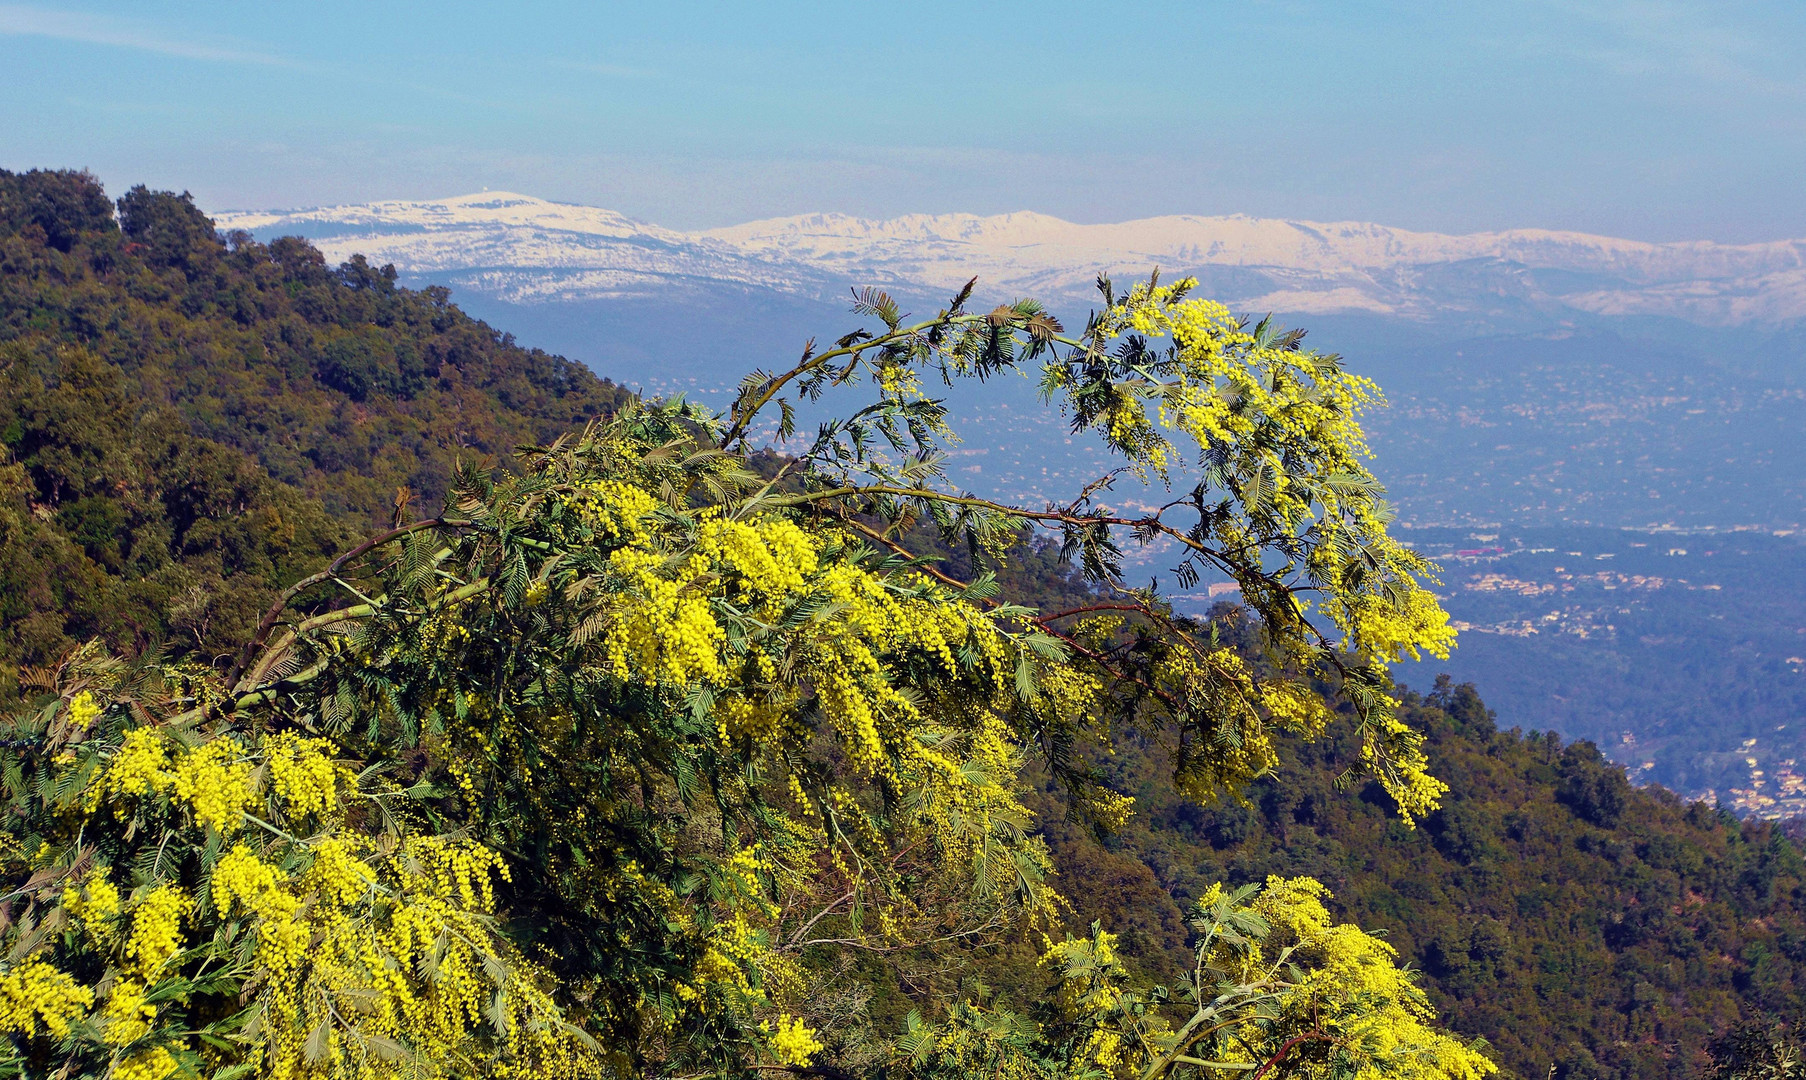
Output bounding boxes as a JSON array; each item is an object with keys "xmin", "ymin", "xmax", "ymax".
[{"xmin": 0, "ymin": 276, "xmax": 1483, "ymax": 1080}]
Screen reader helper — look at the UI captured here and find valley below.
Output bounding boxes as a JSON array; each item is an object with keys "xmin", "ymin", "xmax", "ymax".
[{"xmin": 1388, "ymin": 525, "xmax": 1806, "ymax": 806}]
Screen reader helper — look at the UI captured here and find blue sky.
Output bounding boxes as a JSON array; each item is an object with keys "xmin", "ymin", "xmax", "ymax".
[{"xmin": 2, "ymin": 1, "xmax": 1803, "ymax": 240}]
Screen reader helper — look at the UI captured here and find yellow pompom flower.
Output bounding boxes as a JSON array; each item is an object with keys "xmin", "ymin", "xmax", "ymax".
[
  {"xmin": 168, "ymin": 738, "xmax": 255, "ymax": 833},
  {"xmin": 765, "ymin": 1014, "xmax": 824, "ymax": 1067},
  {"xmin": 105, "ymin": 728, "xmax": 172, "ymax": 799},
  {"xmin": 304, "ymin": 836, "xmax": 375, "ymax": 906},
  {"xmin": 112, "ymin": 1046, "xmax": 178, "ymax": 1080},
  {"xmin": 265, "ymin": 731, "xmax": 344, "ymax": 820},
  {"xmin": 65, "ymin": 872, "xmax": 122, "ymax": 940},
  {"xmin": 211, "ymin": 844, "xmax": 298, "ymax": 921},
  {"xmin": 101, "ymin": 979, "xmax": 156, "ymax": 1045},
  {"xmin": 67, "ymin": 690, "xmax": 102, "ymax": 729},
  {"xmin": 0, "ymin": 960, "xmax": 93, "ymax": 1039}
]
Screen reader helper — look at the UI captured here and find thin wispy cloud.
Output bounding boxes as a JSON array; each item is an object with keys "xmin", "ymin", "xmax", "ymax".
[{"xmin": 0, "ymin": 3, "xmax": 301, "ymax": 67}]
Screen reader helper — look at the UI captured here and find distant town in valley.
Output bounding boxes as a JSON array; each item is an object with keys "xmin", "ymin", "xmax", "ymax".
[{"xmin": 1371, "ymin": 526, "xmax": 1806, "ymax": 810}]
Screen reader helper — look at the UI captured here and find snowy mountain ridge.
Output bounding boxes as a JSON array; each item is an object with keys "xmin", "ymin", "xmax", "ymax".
[{"xmin": 215, "ymin": 192, "xmax": 1806, "ymax": 326}]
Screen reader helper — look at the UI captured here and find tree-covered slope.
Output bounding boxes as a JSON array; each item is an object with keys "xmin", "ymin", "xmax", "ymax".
[
  {"xmin": 0, "ymin": 169, "xmax": 628, "ymax": 685},
  {"xmin": 0, "ymin": 346, "xmax": 356, "ymax": 690},
  {"xmin": 0, "ymin": 169, "xmax": 627, "ymax": 522}
]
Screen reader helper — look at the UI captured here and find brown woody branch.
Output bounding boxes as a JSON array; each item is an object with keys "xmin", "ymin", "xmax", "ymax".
[{"xmin": 225, "ymin": 516, "xmax": 464, "ymax": 691}]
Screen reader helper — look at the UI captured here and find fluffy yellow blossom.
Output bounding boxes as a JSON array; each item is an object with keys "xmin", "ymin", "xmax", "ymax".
[
  {"xmin": 0, "ymin": 960, "xmax": 92, "ymax": 1039},
  {"xmin": 67, "ymin": 689, "xmax": 102, "ymax": 729},
  {"xmin": 101, "ymin": 979, "xmax": 156, "ymax": 1045},
  {"xmin": 65, "ymin": 872, "xmax": 122, "ymax": 939},
  {"xmin": 105, "ymin": 728, "xmax": 171, "ymax": 799},
  {"xmin": 304, "ymin": 836, "xmax": 375, "ymax": 906},
  {"xmin": 571, "ymin": 478, "xmax": 660, "ymax": 544},
  {"xmin": 1359, "ymin": 716, "xmax": 1449, "ymax": 827},
  {"xmin": 112, "ymin": 1046, "xmax": 177, "ymax": 1080},
  {"xmin": 1246, "ymin": 877, "xmax": 1496, "ymax": 1080},
  {"xmin": 764, "ymin": 1014, "xmax": 824, "ymax": 1067},
  {"xmin": 603, "ymin": 548, "xmax": 726, "ymax": 686},
  {"xmin": 697, "ymin": 516, "xmax": 819, "ymax": 604},
  {"xmin": 211, "ymin": 844, "xmax": 295, "ymax": 920},
  {"xmin": 265, "ymin": 731, "xmax": 344, "ymax": 820},
  {"xmin": 168, "ymin": 738, "xmax": 255, "ymax": 832},
  {"xmin": 123, "ymin": 884, "xmax": 186, "ymax": 979}
]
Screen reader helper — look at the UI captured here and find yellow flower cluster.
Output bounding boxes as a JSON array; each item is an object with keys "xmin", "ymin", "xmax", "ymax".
[
  {"xmin": 604, "ymin": 548, "xmax": 725, "ymax": 686},
  {"xmin": 716, "ymin": 691, "xmax": 795, "ymax": 743},
  {"xmin": 123, "ymin": 884, "xmax": 186, "ymax": 978},
  {"xmin": 101, "ymin": 978, "xmax": 157, "ymax": 1045},
  {"xmin": 74, "ymin": 882, "xmax": 193, "ymax": 1046},
  {"xmin": 304, "ymin": 836, "xmax": 375, "ymax": 906},
  {"xmin": 67, "ymin": 689, "xmax": 102, "ymax": 729},
  {"xmin": 0, "ymin": 960, "xmax": 92, "ymax": 1039},
  {"xmin": 1358, "ymin": 715, "xmax": 1450, "ymax": 828},
  {"xmin": 103, "ymin": 728, "xmax": 259, "ymax": 833},
  {"xmin": 21, "ymin": 709, "xmax": 608, "ymax": 1079},
  {"xmin": 1039, "ymin": 925, "xmax": 1132, "ymax": 1071},
  {"xmin": 265, "ymin": 731, "xmax": 345, "ymax": 820},
  {"xmin": 696, "ymin": 516, "xmax": 818, "ymax": 605},
  {"xmin": 112, "ymin": 1047, "xmax": 178, "ymax": 1080},
  {"xmin": 1341, "ymin": 587, "xmax": 1458, "ymax": 664},
  {"xmin": 212, "ymin": 843, "xmax": 300, "ymax": 923},
  {"xmin": 210, "ymin": 832, "xmax": 575, "ymax": 1080},
  {"xmin": 64, "ymin": 872, "xmax": 121, "ymax": 937},
  {"xmin": 1059, "ymin": 281, "xmax": 1459, "ymax": 820},
  {"xmin": 549, "ymin": 485, "xmax": 1083, "ymax": 965},
  {"xmin": 1036, "ymin": 876, "xmax": 1496, "ymax": 1080},
  {"xmin": 685, "ymin": 913, "xmax": 762, "ymax": 1002},
  {"xmin": 105, "ymin": 728, "xmax": 171, "ymax": 799},
  {"xmin": 720, "ymin": 847, "xmax": 779, "ymax": 917},
  {"xmin": 1238, "ymin": 877, "xmax": 1496, "ymax": 1080},
  {"xmin": 596, "ymin": 506, "xmax": 1028, "ymax": 804},
  {"xmin": 569, "ymin": 478, "xmax": 659, "ymax": 545},
  {"xmin": 169, "ymin": 738, "xmax": 256, "ymax": 833},
  {"xmin": 764, "ymin": 1014, "xmax": 824, "ymax": 1067}
]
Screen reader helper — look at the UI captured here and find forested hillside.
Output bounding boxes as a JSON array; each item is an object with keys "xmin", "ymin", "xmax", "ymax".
[
  {"xmin": 0, "ymin": 169, "xmax": 1801, "ymax": 1080},
  {"xmin": 0, "ymin": 169, "xmax": 626, "ymax": 686}
]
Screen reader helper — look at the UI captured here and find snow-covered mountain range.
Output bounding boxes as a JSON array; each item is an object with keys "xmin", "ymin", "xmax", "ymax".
[
  {"xmin": 217, "ymin": 192, "xmax": 1806, "ymax": 327},
  {"xmin": 216, "ymin": 193, "xmax": 816, "ymax": 304}
]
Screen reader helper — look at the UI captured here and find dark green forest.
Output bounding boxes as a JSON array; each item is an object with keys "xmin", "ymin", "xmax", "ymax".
[
  {"xmin": 0, "ymin": 168, "xmax": 626, "ymax": 688},
  {"xmin": 2, "ymin": 168, "xmax": 1801, "ymax": 1080}
]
